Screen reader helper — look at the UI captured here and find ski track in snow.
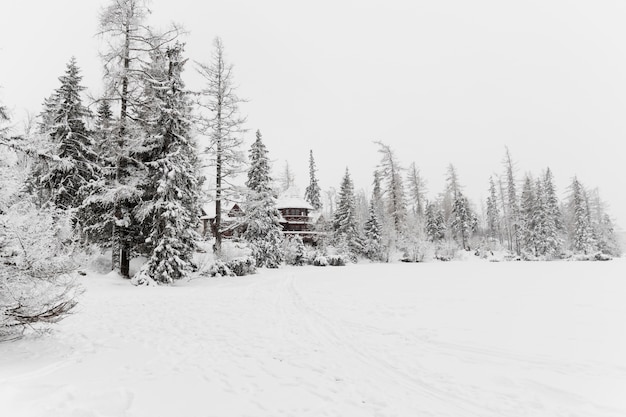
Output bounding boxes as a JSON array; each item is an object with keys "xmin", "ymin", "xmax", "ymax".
[{"xmin": 1, "ymin": 260, "xmax": 626, "ymax": 416}]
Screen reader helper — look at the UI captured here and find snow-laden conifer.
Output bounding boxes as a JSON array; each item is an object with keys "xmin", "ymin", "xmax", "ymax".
[
  {"xmin": 451, "ymin": 193, "xmax": 476, "ymax": 249},
  {"xmin": 332, "ymin": 168, "xmax": 361, "ymax": 260},
  {"xmin": 243, "ymin": 130, "xmax": 284, "ymax": 268},
  {"xmin": 362, "ymin": 200, "xmax": 384, "ymax": 261},
  {"xmin": 485, "ymin": 176, "xmax": 501, "ymax": 243},
  {"xmin": 304, "ymin": 150, "xmax": 322, "ymax": 210},
  {"xmin": 133, "ymin": 44, "xmax": 201, "ymax": 283},
  {"xmin": 29, "ymin": 58, "xmax": 99, "ymax": 211},
  {"xmin": 567, "ymin": 177, "xmax": 596, "ymax": 254},
  {"xmin": 519, "ymin": 175, "xmax": 536, "ymax": 255}
]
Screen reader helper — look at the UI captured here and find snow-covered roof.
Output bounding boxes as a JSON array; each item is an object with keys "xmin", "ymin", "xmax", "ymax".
[
  {"xmin": 200, "ymin": 202, "xmax": 243, "ymax": 219},
  {"xmin": 275, "ymin": 196, "xmax": 314, "ymax": 210}
]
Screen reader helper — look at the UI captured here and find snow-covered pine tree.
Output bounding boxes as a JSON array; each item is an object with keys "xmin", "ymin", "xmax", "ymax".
[
  {"xmin": 485, "ymin": 176, "xmax": 501, "ymax": 243},
  {"xmin": 586, "ymin": 188, "xmax": 621, "ymax": 256},
  {"xmin": 451, "ymin": 192, "xmax": 476, "ymax": 250},
  {"xmin": 304, "ymin": 150, "xmax": 322, "ymax": 210},
  {"xmin": 425, "ymin": 202, "xmax": 444, "ymax": 242},
  {"xmin": 132, "ymin": 43, "xmax": 201, "ymax": 284},
  {"xmin": 567, "ymin": 176, "xmax": 596, "ymax": 254},
  {"xmin": 29, "ymin": 57, "xmax": 99, "ymax": 211},
  {"xmin": 362, "ymin": 200, "xmax": 384, "ymax": 261},
  {"xmin": 540, "ymin": 168, "xmax": 562, "ymax": 257},
  {"xmin": 519, "ymin": 175, "xmax": 536, "ymax": 256},
  {"xmin": 332, "ymin": 168, "xmax": 361, "ymax": 261},
  {"xmin": 196, "ymin": 37, "xmax": 247, "ymax": 257},
  {"xmin": 98, "ymin": 0, "xmax": 180, "ymax": 276},
  {"xmin": 243, "ymin": 130, "xmax": 284, "ymax": 268}
]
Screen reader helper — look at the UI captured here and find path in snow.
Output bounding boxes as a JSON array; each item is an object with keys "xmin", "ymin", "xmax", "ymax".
[{"xmin": 1, "ymin": 259, "xmax": 626, "ymax": 416}]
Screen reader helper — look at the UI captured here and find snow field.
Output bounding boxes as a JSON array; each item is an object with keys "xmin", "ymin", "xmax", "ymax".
[{"xmin": 1, "ymin": 258, "xmax": 625, "ymax": 416}]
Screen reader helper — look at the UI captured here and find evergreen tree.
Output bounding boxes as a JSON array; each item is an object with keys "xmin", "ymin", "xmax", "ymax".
[
  {"xmin": 519, "ymin": 175, "xmax": 536, "ymax": 255},
  {"xmin": 451, "ymin": 193, "xmax": 476, "ymax": 249},
  {"xmin": 304, "ymin": 150, "xmax": 322, "ymax": 210},
  {"xmin": 425, "ymin": 201, "xmax": 446, "ymax": 242},
  {"xmin": 362, "ymin": 200, "xmax": 384, "ymax": 261},
  {"xmin": 197, "ymin": 37, "xmax": 247, "ymax": 257},
  {"xmin": 540, "ymin": 167, "xmax": 562, "ymax": 256},
  {"xmin": 243, "ymin": 130, "xmax": 284, "ymax": 268},
  {"xmin": 30, "ymin": 57, "xmax": 99, "ymax": 211},
  {"xmin": 332, "ymin": 168, "xmax": 361, "ymax": 260},
  {"xmin": 485, "ymin": 176, "xmax": 501, "ymax": 242},
  {"xmin": 567, "ymin": 176, "xmax": 595, "ymax": 254},
  {"xmin": 98, "ymin": 0, "xmax": 180, "ymax": 276},
  {"xmin": 133, "ymin": 43, "xmax": 201, "ymax": 284}
]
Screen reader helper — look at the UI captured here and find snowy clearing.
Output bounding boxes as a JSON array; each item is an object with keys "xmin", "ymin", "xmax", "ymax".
[{"xmin": 1, "ymin": 259, "xmax": 626, "ymax": 417}]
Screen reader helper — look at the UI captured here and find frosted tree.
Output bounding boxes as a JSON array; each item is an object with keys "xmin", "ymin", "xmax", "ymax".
[
  {"xmin": 376, "ymin": 141, "xmax": 407, "ymax": 237},
  {"xmin": 425, "ymin": 201, "xmax": 445, "ymax": 242},
  {"xmin": 586, "ymin": 188, "xmax": 621, "ymax": 256},
  {"xmin": 451, "ymin": 193, "xmax": 476, "ymax": 249},
  {"xmin": 541, "ymin": 167, "xmax": 562, "ymax": 256},
  {"xmin": 279, "ymin": 161, "xmax": 296, "ymax": 193},
  {"xmin": 566, "ymin": 176, "xmax": 595, "ymax": 254},
  {"xmin": 243, "ymin": 130, "xmax": 284, "ymax": 268},
  {"xmin": 1, "ymin": 110, "xmax": 81, "ymax": 340},
  {"xmin": 503, "ymin": 147, "xmax": 520, "ymax": 254},
  {"xmin": 519, "ymin": 175, "xmax": 536, "ymax": 255},
  {"xmin": 97, "ymin": 0, "xmax": 180, "ymax": 276},
  {"xmin": 28, "ymin": 58, "xmax": 99, "ymax": 211},
  {"xmin": 362, "ymin": 200, "xmax": 384, "ymax": 261},
  {"xmin": 304, "ymin": 150, "xmax": 322, "ymax": 210},
  {"xmin": 332, "ymin": 168, "xmax": 361, "ymax": 260},
  {"xmin": 441, "ymin": 163, "xmax": 463, "ymax": 230},
  {"xmin": 132, "ymin": 43, "xmax": 201, "ymax": 284},
  {"xmin": 485, "ymin": 176, "xmax": 501, "ymax": 243},
  {"xmin": 407, "ymin": 162, "xmax": 427, "ymax": 218},
  {"xmin": 196, "ymin": 37, "xmax": 247, "ymax": 257}
]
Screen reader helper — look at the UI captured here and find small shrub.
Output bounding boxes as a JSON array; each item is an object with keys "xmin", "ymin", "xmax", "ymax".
[
  {"xmin": 227, "ymin": 256, "xmax": 257, "ymax": 276},
  {"xmin": 312, "ymin": 256, "xmax": 328, "ymax": 266},
  {"xmin": 327, "ymin": 255, "xmax": 346, "ymax": 266}
]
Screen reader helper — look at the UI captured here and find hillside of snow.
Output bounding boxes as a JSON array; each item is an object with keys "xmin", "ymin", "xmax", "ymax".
[{"xmin": 1, "ymin": 259, "xmax": 625, "ymax": 416}]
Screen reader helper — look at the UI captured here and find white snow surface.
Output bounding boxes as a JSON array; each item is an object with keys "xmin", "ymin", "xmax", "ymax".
[{"xmin": 1, "ymin": 258, "xmax": 626, "ymax": 416}]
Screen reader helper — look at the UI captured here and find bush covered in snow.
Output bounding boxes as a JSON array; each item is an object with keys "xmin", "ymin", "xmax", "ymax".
[
  {"xmin": 199, "ymin": 256, "xmax": 257, "ymax": 278},
  {"xmin": 0, "ymin": 202, "xmax": 81, "ymax": 341},
  {"xmin": 283, "ymin": 235, "xmax": 306, "ymax": 266},
  {"xmin": 227, "ymin": 256, "xmax": 257, "ymax": 276}
]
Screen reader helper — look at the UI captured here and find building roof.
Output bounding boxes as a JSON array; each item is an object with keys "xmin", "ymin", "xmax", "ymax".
[
  {"xmin": 200, "ymin": 202, "xmax": 243, "ymax": 220},
  {"xmin": 275, "ymin": 196, "xmax": 314, "ymax": 210}
]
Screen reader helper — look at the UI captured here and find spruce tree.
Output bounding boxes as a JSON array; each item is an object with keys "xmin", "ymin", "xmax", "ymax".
[
  {"xmin": 304, "ymin": 150, "xmax": 322, "ymax": 210},
  {"xmin": 132, "ymin": 43, "xmax": 201, "ymax": 284},
  {"xmin": 485, "ymin": 176, "xmax": 501, "ymax": 242},
  {"xmin": 451, "ymin": 193, "xmax": 475, "ymax": 249},
  {"xmin": 567, "ymin": 177, "xmax": 595, "ymax": 254},
  {"xmin": 332, "ymin": 168, "xmax": 361, "ymax": 260},
  {"xmin": 425, "ymin": 201, "xmax": 446, "ymax": 242},
  {"xmin": 519, "ymin": 175, "xmax": 536, "ymax": 255},
  {"xmin": 243, "ymin": 130, "xmax": 284, "ymax": 268},
  {"xmin": 30, "ymin": 57, "xmax": 99, "ymax": 211},
  {"xmin": 362, "ymin": 200, "xmax": 384, "ymax": 261},
  {"xmin": 541, "ymin": 168, "xmax": 562, "ymax": 256}
]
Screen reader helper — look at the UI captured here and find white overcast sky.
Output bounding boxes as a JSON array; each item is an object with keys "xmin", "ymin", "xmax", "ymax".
[{"xmin": 1, "ymin": 0, "xmax": 625, "ymax": 227}]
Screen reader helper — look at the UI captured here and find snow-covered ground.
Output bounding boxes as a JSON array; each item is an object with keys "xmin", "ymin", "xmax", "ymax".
[{"xmin": 1, "ymin": 258, "xmax": 625, "ymax": 417}]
